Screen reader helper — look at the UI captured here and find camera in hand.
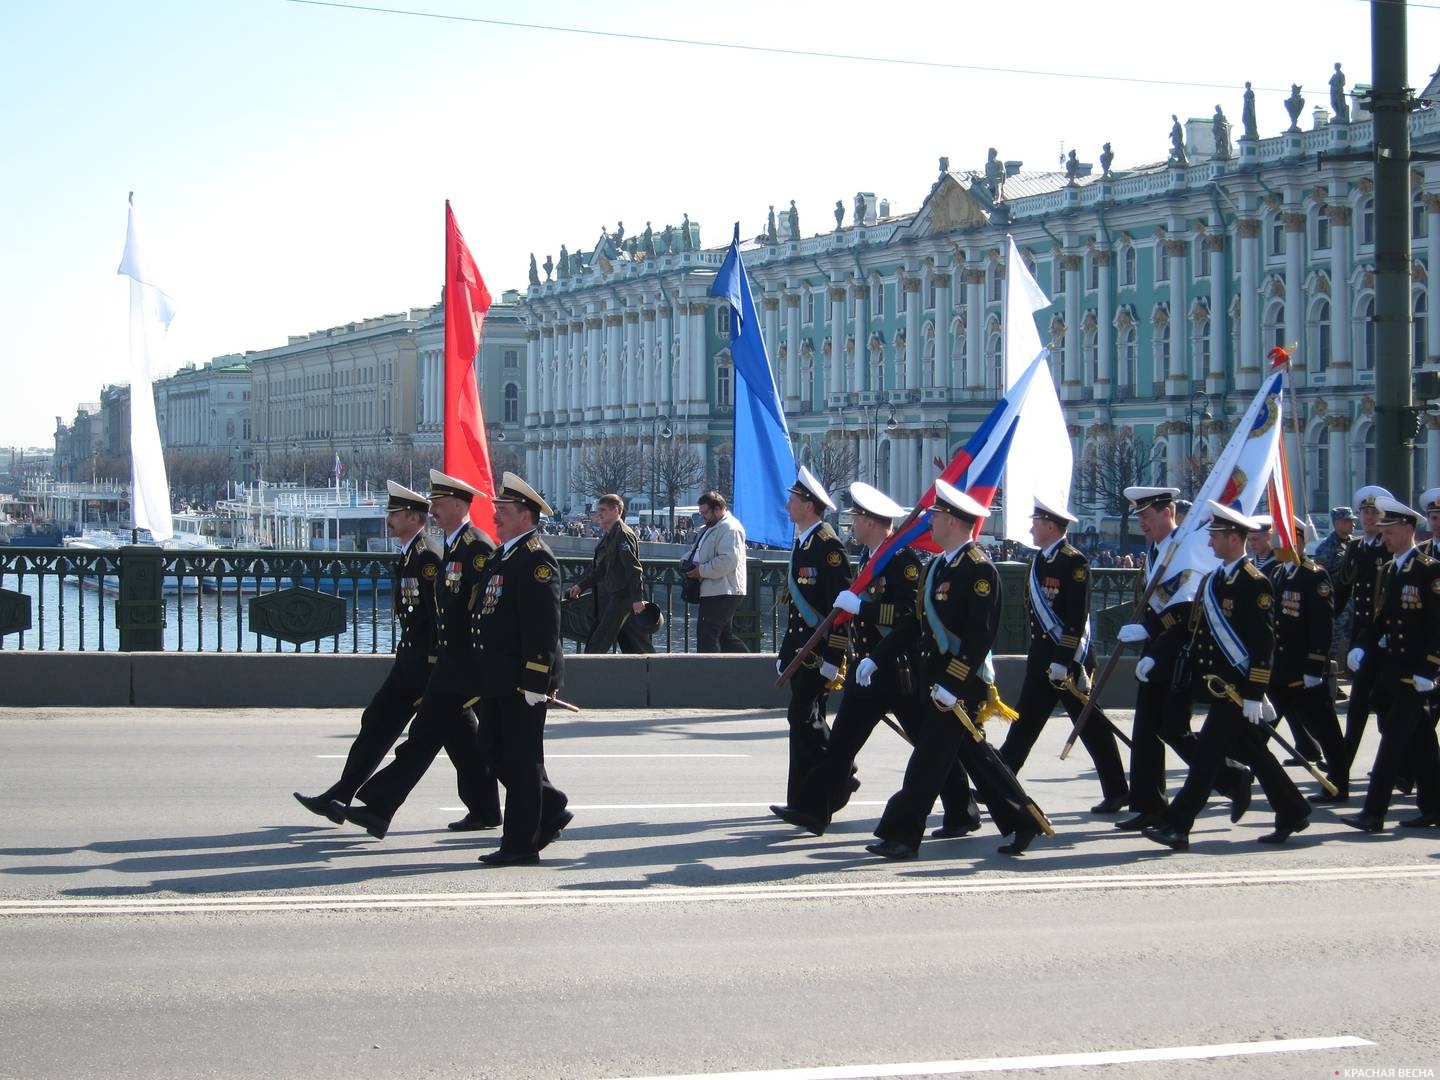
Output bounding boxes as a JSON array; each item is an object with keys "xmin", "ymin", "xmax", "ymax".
[{"xmin": 678, "ymin": 557, "xmax": 701, "ymax": 604}]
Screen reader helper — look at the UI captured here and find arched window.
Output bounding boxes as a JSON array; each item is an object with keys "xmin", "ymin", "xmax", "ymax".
[
  {"xmin": 1414, "ymin": 193, "xmax": 1428, "ymax": 240},
  {"xmin": 1360, "ymin": 197, "xmax": 1375, "ymax": 246},
  {"xmin": 1154, "ymin": 320, "xmax": 1171, "ymax": 384},
  {"xmin": 1121, "ymin": 246, "xmax": 1137, "ymax": 287},
  {"xmin": 1194, "ymin": 316, "xmax": 1211, "ymax": 381},
  {"xmin": 1358, "ymin": 295, "xmax": 1376, "ymax": 371},
  {"xmin": 716, "ymin": 305, "xmax": 731, "ymax": 337},
  {"xmin": 986, "ymin": 329, "xmax": 1003, "ymax": 390},
  {"xmin": 716, "ymin": 358, "xmax": 733, "ymax": 407},
  {"xmin": 503, "ymin": 383, "xmax": 519, "ymax": 423},
  {"xmin": 1416, "ymin": 291, "xmax": 1429, "ymax": 369},
  {"xmin": 1119, "ymin": 324, "xmax": 1138, "ymax": 393},
  {"xmin": 1151, "ymin": 437, "xmax": 1169, "ymax": 487},
  {"xmin": 1263, "ymin": 300, "xmax": 1286, "ymax": 353},
  {"xmin": 1083, "ymin": 326, "xmax": 1098, "ymax": 386},
  {"xmin": 1310, "ymin": 298, "xmax": 1332, "ymax": 372}
]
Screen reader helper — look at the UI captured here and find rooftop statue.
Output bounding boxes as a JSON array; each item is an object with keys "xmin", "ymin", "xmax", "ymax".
[
  {"xmin": 1099, "ymin": 141, "xmax": 1114, "ymax": 178},
  {"xmin": 1212, "ymin": 105, "xmax": 1232, "ymax": 161},
  {"xmin": 1330, "ymin": 63, "xmax": 1350, "ymax": 123},
  {"xmin": 528, "ymin": 253, "xmax": 540, "ymax": 286},
  {"xmin": 1284, "ymin": 84, "xmax": 1305, "ymax": 132},
  {"xmin": 1168, "ymin": 114, "xmax": 1187, "ymax": 167},
  {"xmin": 1242, "ymin": 81, "xmax": 1258, "ymax": 140}
]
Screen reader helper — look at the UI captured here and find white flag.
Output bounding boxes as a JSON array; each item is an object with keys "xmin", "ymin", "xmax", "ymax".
[
  {"xmin": 1000, "ymin": 235, "xmax": 1072, "ymax": 543},
  {"xmin": 116, "ymin": 193, "xmax": 174, "ymax": 542}
]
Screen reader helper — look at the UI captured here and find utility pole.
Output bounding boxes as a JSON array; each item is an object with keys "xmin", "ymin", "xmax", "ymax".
[{"xmin": 1370, "ymin": 0, "xmax": 1417, "ymax": 495}]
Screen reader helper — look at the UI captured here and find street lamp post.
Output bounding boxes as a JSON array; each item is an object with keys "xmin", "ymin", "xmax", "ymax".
[
  {"xmin": 863, "ymin": 399, "xmax": 898, "ymax": 485},
  {"xmin": 931, "ymin": 418, "xmax": 952, "ymax": 471},
  {"xmin": 1187, "ymin": 390, "xmax": 1213, "ymax": 461}
]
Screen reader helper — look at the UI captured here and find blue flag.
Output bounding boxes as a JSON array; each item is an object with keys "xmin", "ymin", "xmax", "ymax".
[{"xmin": 711, "ymin": 223, "xmax": 795, "ymax": 548}]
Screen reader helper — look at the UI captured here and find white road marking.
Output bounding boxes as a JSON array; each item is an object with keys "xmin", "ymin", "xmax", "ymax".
[
  {"xmin": 603, "ymin": 1035, "xmax": 1373, "ymax": 1079},
  {"xmin": 2, "ymin": 865, "xmax": 1435, "ymax": 916},
  {"xmin": 315, "ymin": 754, "xmax": 750, "ymax": 760},
  {"xmin": 441, "ymin": 801, "xmax": 888, "ymax": 811}
]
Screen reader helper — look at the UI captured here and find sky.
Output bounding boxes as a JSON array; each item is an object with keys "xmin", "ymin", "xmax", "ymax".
[{"xmin": 2, "ymin": 0, "xmax": 1436, "ymax": 447}]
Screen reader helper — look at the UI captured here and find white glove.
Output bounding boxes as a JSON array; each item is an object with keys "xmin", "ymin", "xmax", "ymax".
[
  {"xmin": 980, "ymin": 654, "xmax": 996, "ymax": 685},
  {"xmin": 1302, "ymin": 675, "xmax": 1324, "ymax": 689},
  {"xmin": 1261, "ymin": 698, "xmax": 1277, "ymax": 723},
  {"xmin": 930, "ymin": 684, "xmax": 958, "ymax": 709},
  {"xmin": 1134, "ymin": 656, "xmax": 1156, "ymax": 683},
  {"xmin": 1117, "ymin": 623, "xmax": 1149, "ymax": 645},
  {"xmin": 856, "ymin": 658, "xmax": 877, "ymax": 687},
  {"xmin": 1347, "ymin": 647, "xmax": 1365, "ymax": 673},
  {"xmin": 832, "ymin": 591, "xmax": 862, "ymax": 615},
  {"xmin": 1047, "ymin": 662, "xmax": 1068, "ymax": 683},
  {"xmin": 1242, "ymin": 699, "xmax": 1265, "ymax": 723},
  {"xmin": 819, "ymin": 661, "xmax": 839, "ymax": 682},
  {"xmin": 522, "ymin": 690, "xmax": 548, "ymax": 707},
  {"xmin": 776, "ymin": 657, "xmax": 785, "ymax": 675},
  {"xmin": 1414, "ymin": 675, "xmax": 1436, "ymax": 693}
]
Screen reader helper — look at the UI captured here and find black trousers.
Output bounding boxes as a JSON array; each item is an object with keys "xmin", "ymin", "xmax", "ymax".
[
  {"xmin": 352, "ymin": 661, "xmax": 501, "ymax": 823},
  {"xmin": 1343, "ymin": 657, "xmax": 1380, "ymax": 776},
  {"xmin": 321, "ymin": 660, "xmax": 429, "ymax": 805},
  {"xmin": 784, "ymin": 666, "xmax": 833, "ymax": 806},
  {"xmin": 790, "ymin": 686, "xmax": 977, "ymax": 832},
  {"xmin": 875, "ymin": 686, "xmax": 1035, "ymax": 850},
  {"xmin": 1361, "ymin": 676, "xmax": 1440, "ymax": 821},
  {"xmin": 1130, "ymin": 673, "xmax": 1250, "ymax": 814},
  {"xmin": 479, "ymin": 694, "xmax": 570, "ymax": 856},
  {"xmin": 1268, "ymin": 674, "xmax": 1348, "ymax": 795},
  {"xmin": 585, "ymin": 594, "xmax": 654, "ymax": 655},
  {"xmin": 697, "ymin": 594, "xmax": 747, "ymax": 653},
  {"xmin": 1000, "ymin": 655, "xmax": 1128, "ymax": 801},
  {"xmin": 1163, "ymin": 697, "xmax": 1310, "ymax": 833}
]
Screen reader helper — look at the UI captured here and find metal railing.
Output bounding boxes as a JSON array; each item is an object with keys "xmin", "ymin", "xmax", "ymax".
[{"xmin": 0, "ymin": 545, "xmax": 1143, "ymax": 655}]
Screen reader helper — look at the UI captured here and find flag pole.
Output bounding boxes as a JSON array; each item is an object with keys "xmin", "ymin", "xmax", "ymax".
[{"xmin": 1271, "ymin": 346, "xmax": 1313, "ymax": 538}]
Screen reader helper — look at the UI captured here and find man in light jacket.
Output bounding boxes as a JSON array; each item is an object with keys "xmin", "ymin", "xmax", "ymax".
[{"xmin": 686, "ymin": 490, "xmax": 748, "ymax": 652}]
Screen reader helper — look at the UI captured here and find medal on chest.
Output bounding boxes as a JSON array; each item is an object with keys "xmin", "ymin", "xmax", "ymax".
[
  {"xmin": 481, "ymin": 574, "xmax": 504, "ymax": 615},
  {"xmin": 445, "ymin": 560, "xmax": 464, "ymax": 593}
]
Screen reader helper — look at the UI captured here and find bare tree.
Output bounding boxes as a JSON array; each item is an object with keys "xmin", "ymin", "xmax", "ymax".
[
  {"xmin": 575, "ymin": 438, "xmax": 647, "ymax": 504},
  {"xmin": 812, "ymin": 435, "xmax": 860, "ymax": 497},
  {"xmin": 1076, "ymin": 424, "xmax": 1160, "ymax": 545},
  {"xmin": 650, "ymin": 440, "xmax": 706, "ymax": 513}
]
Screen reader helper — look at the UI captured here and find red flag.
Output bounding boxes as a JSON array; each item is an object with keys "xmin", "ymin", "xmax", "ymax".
[{"xmin": 444, "ymin": 201, "xmax": 496, "ymax": 535}]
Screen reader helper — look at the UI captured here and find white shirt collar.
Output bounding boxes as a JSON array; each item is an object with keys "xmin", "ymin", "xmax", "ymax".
[
  {"xmin": 796, "ymin": 520, "xmax": 822, "ymax": 545},
  {"xmin": 1042, "ymin": 537, "xmax": 1065, "ymax": 559},
  {"xmin": 1393, "ymin": 546, "xmax": 1415, "ymax": 571},
  {"xmin": 501, "ymin": 528, "xmax": 536, "ymax": 557},
  {"xmin": 944, "ymin": 540, "xmax": 972, "ymax": 565},
  {"xmin": 445, "ymin": 520, "xmax": 470, "ymax": 549}
]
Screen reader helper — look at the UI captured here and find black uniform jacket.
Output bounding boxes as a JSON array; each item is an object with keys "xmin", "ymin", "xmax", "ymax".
[
  {"xmin": 1357, "ymin": 547, "xmax": 1440, "ymax": 682},
  {"xmin": 779, "ymin": 522, "xmax": 852, "ymax": 669},
  {"xmin": 847, "ymin": 545, "xmax": 925, "ymax": 696},
  {"xmin": 394, "ymin": 533, "xmax": 442, "ymax": 673},
  {"xmin": 1026, "ymin": 540, "xmax": 1090, "ymax": 672},
  {"xmin": 874, "ymin": 542, "xmax": 1000, "ymax": 701},
  {"xmin": 1190, "ymin": 556, "xmax": 1274, "ymax": 703},
  {"xmin": 473, "ymin": 530, "xmax": 563, "ymax": 697},
  {"xmin": 1271, "ymin": 557, "xmax": 1334, "ymax": 683},
  {"xmin": 1338, "ymin": 536, "xmax": 1389, "ymax": 631},
  {"xmin": 433, "ymin": 524, "xmax": 497, "ymax": 668}
]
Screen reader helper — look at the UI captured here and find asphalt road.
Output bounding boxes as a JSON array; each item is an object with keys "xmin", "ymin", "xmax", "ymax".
[{"xmin": 1, "ymin": 702, "xmax": 1437, "ymax": 1079}]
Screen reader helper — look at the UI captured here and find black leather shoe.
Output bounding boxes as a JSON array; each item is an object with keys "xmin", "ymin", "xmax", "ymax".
[
  {"xmin": 1090, "ymin": 796, "xmax": 1128, "ymax": 814},
  {"xmin": 341, "ymin": 803, "xmax": 390, "ymax": 839},
  {"xmin": 1229, "ymin": 783, "xmax": 1252, "ymax": 824},
  {"xmin": 295, "ymin": 792, "xmax": 345, "ymax": 824},
  {"xmin": 1342, "ymin": 813, "xmax": 1384, "ymax": 833},
  {"xmin": 865, "ymin": 839, "xmax": 918, "ymax": 860},
  {"xmin": 447, "ymin": 813, "xmax": 502, "ymax": 831},
  {"xmin": 849, "ymin": 775, "xmax": 862, "ymax": 793},
  {"xmin": 1398, "ymin": 813, "xmax": 1440, "ymax": 829},
  {"xmin": 772, "ymin": 805, "xmax": 826, "ymax": 836},
  {"xmin": 1309, "ymin": 790, "xmax": 1350, "ymax": 805},
  {"xmin": 930, "ymin": 820, "xmax": 982, "ymax": 840},
  {"xmin": 1115, "ymin": 812, "xmax": 1163, "ymax": 831},
  {"xmin": 997, "ymin": 828, "xmax": 1037, "ymax": 856},
  {"xmin": 1257, "ymin": 816, "xmax": 1311, "ymax": 844},
  {"xmin": 538, "ymin": 809, "xmax": 575, "ymax": 850},
  {"xmin": 478, "ymin": 848, "xmax": 540, "ymax": 866},
  {"xmin": 1140, "ymin": 824, "xmax": 1190, "ymax": 851}
]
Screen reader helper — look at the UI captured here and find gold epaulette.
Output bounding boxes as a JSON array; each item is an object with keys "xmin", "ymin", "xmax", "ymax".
[
  {"xmin": 1243, "ymin": 561, "xmax": 1264, "ymax": 579},
  {"xmin": 462, "ymin": 527, "xmax": 478, "ymax": 543},
  {"xmin": 525, "ymin": 535, "xmax": 542, "ymax": 552},
  {"xmin": 967, "ymin": 546, "xmax": 985, "ymax": 563},
  {"xmin": 946, "ymin": 658, "xmax": 971, "ymax": 682},
  {"xmin": 1060, "ymin": 543, "xmax": 1081, "ymax": 558},
  {"xmin": 815, "ymin": 522, "xmax": 838, "ymax": 543}
]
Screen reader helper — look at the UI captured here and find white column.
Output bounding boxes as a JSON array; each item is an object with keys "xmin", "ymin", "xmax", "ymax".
[
  {"xmin": 659, "ymin": 304, "xmax": 675, "ymax": 413},
  {"xmin": 1328, "ymin": 419, "xmax": 1349, "ymax": 509},
  {"xmin": 541, "ymin": 328, "xmax": 556, "ymax": 416},
  {"xmin": 784, "ymin": 293, "xmax": 802, "ymax": 409},
  {"xmin": 1427, "ymin": 194, "xmax": 1440, "ymax": 365},
  {"xmin": 965, "ymin": 265, "xmax": 985, "ymax": 391},
  {"xmin": 1329, "ymin": 205, "xmax": 1353, "ymax": 377},
  {"xmin": 641, "ymin": 309, "xmax": 657, "ymax": 413},
  {"xmin": 1205, "ymin": 237, "xmax": 1228, "ymax": 390},
  {"xmin": 828, "ymin": 283, "xmax": 847, "ymax": 396},
  {"xmin": 933, "ymin": 271, "xmax": 952, "ymax": 390},
  {"xmin": 1095, "ymin": 252, "xmax": 1114, "ymax": 400},
  {"xmin": 571, "ymin": 319, "xmax": 586, "ymax": 416},
  {"xmin": 673, "ymin": 303, "xmax": 690, "ymax": 415},
  {"xmin": 524, "ymin": 329, "xmax": 540, "ymax": 426},
  {"xmin": 851, "ymin": 284, "xmax": 868, "ymax": 393},
  {"xmin": 1166, "ymin": 238, "xmax": 1188, "ymax": 391},
  {"xmin": 903, "ymin": 275, "xmax": 921, "ymax": 392},
  {"xmin": 1238, "ymin": 218, "xmax": 1261, "ymax": 389},
  {"xmin": 586, "ymin": 310, "xmax": 604, "ymax": 417},
  {"xmin": 1283, "ymin": 209, "xmax": 1306, "ymax": 387},
  {"xmin": 1063, "ymin": 252, "xmax": 1082, "ymax": 401},
  {"xmin": 761, "ymin": 294, "xmax": 780, "ymax": 377},
  {"xmin": 689, "ymin": 301, "xmax": 707, "ymax": 412}
]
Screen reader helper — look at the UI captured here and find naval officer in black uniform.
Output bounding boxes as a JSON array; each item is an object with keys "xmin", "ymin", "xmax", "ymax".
[
  {"xmin": 1343, "ymin": 495, "xmax": 1440, "ymax": 833},
  {"xmin": 770, "ymin": 482, "xmax": 978, "ymax": 837},
  {"xmin": 775, "ymin": 466, "xmax": 853, "ymax": 808},
  {"xmin": 867, "ymin": 480, "xmax": 1043, "ymax": 859},
  {"xmin": 1142, "ymin": 502, "xmax": 1311, "ymax": 850},
  {"xmin": 999, "ymin": 497, "xmax": 1129, "ymax": 813},
  {"xmin": 1338, "ymin": 484, "xmax": 1394, "ymax": 775},
  {"xmin": 336, "ymin": 470, "xmax": 502, "ymax": 838},
  {"xmin": 473, "ymin": 472, "xmax": 573, "ymax": 865},
  {"xmin": 295, "ymin": 480, "xmax": 453, "ymax": 821}
]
